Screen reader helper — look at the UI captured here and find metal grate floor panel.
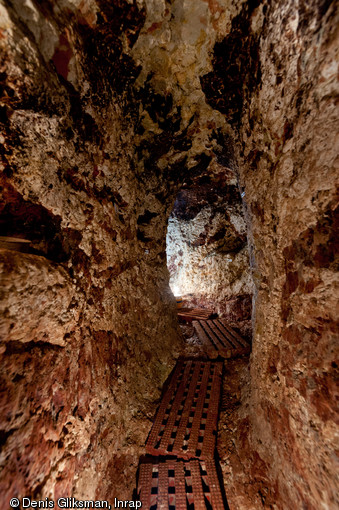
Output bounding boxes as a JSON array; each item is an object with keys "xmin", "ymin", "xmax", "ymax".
[
  {"xmin": 178, "ymin": 308, "xmax": 215, "ymax": 321},
  {"xmin": 193, "ymin": 319, "xmax": 250, "ymax": 359},
  {"xmin": 146, "ymin": 360, "xmax": 222, "ymax": 460},
  {"xmin": 137, "ymin": 457, "xmax": 225, "ymax": 509}
]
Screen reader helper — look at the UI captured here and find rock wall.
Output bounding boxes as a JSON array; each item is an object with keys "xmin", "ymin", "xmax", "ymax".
[
  {"xmin": 1, "ymin": 0, "xmax": 338, "ymax": 507},
  {"xmin": 203, "ymin": 0, "xmax": 339, "ymax": 508},
  {"xmin": 0, "ymin": 0, "xmax": 182, "ymax": 503},
  {"xmin": 166, "ymin": 162, "xmax": 253, "ymax": 322}
]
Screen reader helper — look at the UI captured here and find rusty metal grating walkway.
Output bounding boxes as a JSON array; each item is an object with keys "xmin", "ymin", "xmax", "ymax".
[
  {"xmin": 145, "ymin": 360, "xmax": 222, "ymax": 460},
  {"xmin": 193, "ymin": 319, "xmax": 250, "ymax": 359},
  {"xmin": 178, "ymin": 308, "xmax": 215, "ymax": 321},
  {"xmin": 136, "ymin": 358, "xmax": 226, "ymax": 509},
  {"xmin": 137, "ymin": 457, "xmax": 224, "ymax": 509},
  {"xmin": 135, "ymin": 319, "xmax": 251, "ymax": 507}
]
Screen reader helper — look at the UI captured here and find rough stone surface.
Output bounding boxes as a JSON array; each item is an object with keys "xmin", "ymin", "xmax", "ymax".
[
  {"xmin": 0, "ymin": 0, "xmax": 338, "ymax": 508},
  {"xmin": 0, "ymin": 250, "xmax": 78, "ymax": 347},
  {"xmin": 202, "ymin": 1, "xmax": 339, "ymax": 508},
  {"xmin": 0, "ymin": 0, "xmax": 182, "ymax": 503}
]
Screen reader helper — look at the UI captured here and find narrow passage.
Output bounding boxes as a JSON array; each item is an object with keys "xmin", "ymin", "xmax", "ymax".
[{"xmin": 135, "ymin": 309, "xmax": 251, "ymax": 509}]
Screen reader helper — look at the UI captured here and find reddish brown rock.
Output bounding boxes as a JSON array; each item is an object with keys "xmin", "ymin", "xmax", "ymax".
[
  {"xmin": 0, "ymin": 0, "xmax": 338, "ymax": 508},
  {"xmin": 204, "ymin": 1, "xmax": 339, "ymax": 508},
  {"xmin": 0, "ymin": 0, "xmax": 181, "ymax": 504}
]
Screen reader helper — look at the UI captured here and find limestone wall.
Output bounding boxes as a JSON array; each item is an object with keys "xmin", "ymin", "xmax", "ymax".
[
  {"xmin": 203, "ymin": 1, "xmax": 339, "ymax": 507},
  {"xmin": 0, "ymin": 0, "xmax": 181, "ymax": 502}
]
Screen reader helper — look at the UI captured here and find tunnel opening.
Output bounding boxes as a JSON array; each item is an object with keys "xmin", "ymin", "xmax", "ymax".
[{"xmin": 166, "ymin": 155, "xmax": 253, "ymax": 342}]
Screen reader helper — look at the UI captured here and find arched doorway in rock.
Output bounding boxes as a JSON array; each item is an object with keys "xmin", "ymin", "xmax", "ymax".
[{"xmin": 166, "ymin": 159, "xmax": 253, "ymax": 340}]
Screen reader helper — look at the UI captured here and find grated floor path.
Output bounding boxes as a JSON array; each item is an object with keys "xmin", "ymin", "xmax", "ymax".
[
  {"xmin": 145, "ymin": 360, "xmax": 222, "ymax": 460},
  {"xmin": 136, "ymin": 358, "xmax": 227, "ymax": 508},
  {"xmin": 137, "ymin": 458, "xmax": 225, "ymax": 509},
  {"xmin": 133, "ymin": 315, "xmax": 249, "ymax": 508},
  {"xmin": 193, "ymin": 320, "xmax": 251, "ymax": 359}
]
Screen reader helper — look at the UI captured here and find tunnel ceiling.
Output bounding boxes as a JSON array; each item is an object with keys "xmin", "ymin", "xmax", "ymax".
[
  {"xmin": 1, "ymin": 0, "xmax": 263, "ymax": 196},
  {"xmin": 127, "ymin": 0, "xmax": 260, "ymax": 191}
]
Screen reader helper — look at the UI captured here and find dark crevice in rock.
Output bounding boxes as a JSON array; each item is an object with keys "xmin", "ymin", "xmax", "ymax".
[
  {"xmin": 139, "ymin": 78, "xmax": 179, "ymax": 131},
  {"xmin": 58, "ymin": 78, "xmax": 103, "ymax": 144},
  {"xmin": 4, "ymin": 340, "xmax": 65, "ymax": 355},
  {"xmin": 80, "ymin": 24, "xmax": 142, "ymax": 103},
  {"xmin": 172, "ymin": 183, "xmax": 241, "ymax": 222},
  {"xmin": 137, "ymin": 210, "xmax": 158, "ymax": 225},
  {"xmin": 0, "ymin": 428, "xmax": 18, "ymax": 448},
  {"xmin": 213, "ymin": 130, "xmax": 236, "ymax": 170},
  {"xmin": 137, "ymin": 229, "xmax": 152, "ymax": 243},
  {"xmin": 0, "ymin": 182, "xmax": 70, "ymax": 263}
]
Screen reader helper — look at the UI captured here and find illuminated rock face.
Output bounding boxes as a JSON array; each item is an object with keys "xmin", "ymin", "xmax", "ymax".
[
  {"xmin": 0, "ymin": 0, "xmax": 338, "ymax": 508},
  {"xmin": 166, "ymin": 165, "xmax": 253, "ymax": 323}
]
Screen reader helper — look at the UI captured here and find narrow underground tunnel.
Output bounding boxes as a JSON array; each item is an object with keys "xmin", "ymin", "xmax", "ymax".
[{"xmin": 0, "ymin": 1, "xmax": 338, "ymax": 509}]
